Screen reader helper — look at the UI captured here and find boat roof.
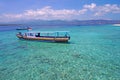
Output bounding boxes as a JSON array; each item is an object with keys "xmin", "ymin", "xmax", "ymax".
[{"xmin": 25, "ymin": 31, "xmax": 70, "ymax": 34}]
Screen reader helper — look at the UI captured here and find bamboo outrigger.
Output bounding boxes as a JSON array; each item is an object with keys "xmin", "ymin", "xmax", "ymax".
[{"xmin": 16, "ymin": 31, "xmax": 70, "ymax": 42}]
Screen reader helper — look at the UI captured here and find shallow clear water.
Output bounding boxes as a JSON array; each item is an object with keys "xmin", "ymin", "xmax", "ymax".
[{"xmin": 0, "ymin": 25, "xmax": 120, "ymax": 80}]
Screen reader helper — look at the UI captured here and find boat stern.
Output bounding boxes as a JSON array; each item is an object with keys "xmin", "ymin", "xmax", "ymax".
[{"xmin": 16, "ymin": 32, "xmax": 23, "ymax": 39}]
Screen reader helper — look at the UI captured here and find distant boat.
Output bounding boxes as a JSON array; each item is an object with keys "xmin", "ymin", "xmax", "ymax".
[
  {"xmin": 113, "ymin": 24, "xmax": 120, "ymax": 26},
  {"xmin": 16, "ymin": 31, "xmax": 70, "ymax": 42},
  {"xmin": 16, "ymin": 27, "xmax": 32, "ymax": 30}
]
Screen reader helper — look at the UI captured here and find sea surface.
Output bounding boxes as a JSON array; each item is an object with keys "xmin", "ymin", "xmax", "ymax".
[{"xmin": 0, "ymin": 25, "xmax": 120, "ymax": 80}]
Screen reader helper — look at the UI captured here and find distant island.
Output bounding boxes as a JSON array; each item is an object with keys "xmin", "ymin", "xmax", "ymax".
[{"xmin": 0, "ymin": 20, "xmax": 120, "ymax": 26}]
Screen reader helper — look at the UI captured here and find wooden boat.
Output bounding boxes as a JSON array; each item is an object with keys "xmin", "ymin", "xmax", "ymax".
[
  {"xmin": 16, "ymin": 31, "xmax": 70, "ymax": 42},
  {"xmin": 16, "ymin": 27, "xmax": 32, "ymax": 30}
]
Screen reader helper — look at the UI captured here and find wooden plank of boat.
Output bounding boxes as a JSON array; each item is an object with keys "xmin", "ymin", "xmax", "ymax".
[{"xmin": 21, "ymin": 36, "xmax": 69, "ymax": 42}]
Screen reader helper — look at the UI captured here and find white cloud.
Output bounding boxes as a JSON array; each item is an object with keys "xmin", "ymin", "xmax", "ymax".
[
  {"xmin": 79, "ymin": 9, "xmax": 87, "ymax": 14},
  {"xmin": 24, "ymin": 6, "xmax": 88, "ymax": 20},
  {"xmin": 0, "ymin": 3, "xmax": 120, "ymax": 22},
  {"xmin": 1, "ymin": 6, "xmax": 87, "ymax": 21},
  {"xmin": 93, "ymin": 4, "xmax": 120, "ymax": 16},
  {"xmin": 84, "ymin": 3, "xmax": 96, "ymax": 10},
  {"xmin": 83, "ymin": 3, "xmax": 120, "ymax": 16}
]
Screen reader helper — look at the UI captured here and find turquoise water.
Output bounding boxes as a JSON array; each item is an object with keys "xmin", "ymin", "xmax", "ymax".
[{"xmin": 0, "ymin": 25, "xmax": 120, "ymax": 80}]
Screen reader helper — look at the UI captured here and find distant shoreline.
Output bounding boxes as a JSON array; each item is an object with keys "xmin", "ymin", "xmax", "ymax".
[
  {"xmin": 0, "ymin": 20, "xmax": 120, "ymax": 26},
  {"xmin": 0, "ymin": 24, "xmax": 22, "ymax": 26}
]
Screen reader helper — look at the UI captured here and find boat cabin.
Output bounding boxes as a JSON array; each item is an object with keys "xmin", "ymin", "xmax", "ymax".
[{"xmin": 23, "ymin": 31, "xmax": 69, "ymax": 37}]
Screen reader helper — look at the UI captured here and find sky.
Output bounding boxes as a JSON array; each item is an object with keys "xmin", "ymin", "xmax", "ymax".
[{"xmin": 0, "ymin": 0, "xmax": 120, "ymax": 22}]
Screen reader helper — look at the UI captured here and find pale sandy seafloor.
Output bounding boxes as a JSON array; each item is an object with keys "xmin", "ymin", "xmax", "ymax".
[{"xmin": 0, "ymin": 25, "xmax": 120, "ymax": 80}]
